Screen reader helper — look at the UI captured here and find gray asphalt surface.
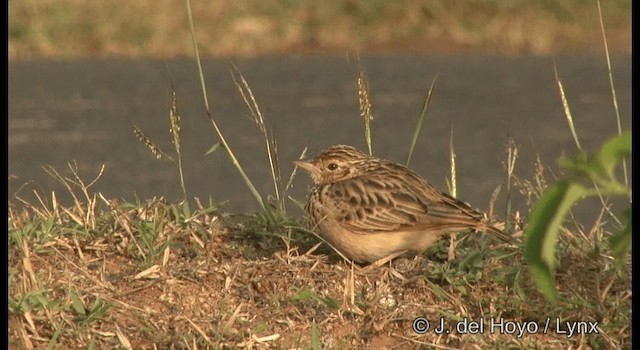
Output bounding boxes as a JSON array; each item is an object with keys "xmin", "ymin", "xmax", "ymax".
[{"xmin": 9, "ymin": 54, "xmax": 631, "ymax": 225}]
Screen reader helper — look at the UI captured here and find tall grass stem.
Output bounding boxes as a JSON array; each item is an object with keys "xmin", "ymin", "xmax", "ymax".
[
  {"xmin": 185, "ymin": 0, "xmax": 274, "ymax": 224},
  {"xmin": 597, "ymin": 0, "xmax": 627, "ymax": 187},
  {"xmin": 406, "ymin": 75, "xmax": 438, "ymax": 167}
]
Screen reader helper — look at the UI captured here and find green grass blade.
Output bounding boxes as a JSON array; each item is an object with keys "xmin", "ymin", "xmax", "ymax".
[
  {"xmin": 46, "ymin": 325, "xmax": 63, "ymax": 350},
  {"xmin": 310, "ymin": 320, "xmax": 321, "ymax": 350},
  {"xmin": 406, "ymin": 75, "xmax": 438, "ymax": 166},
  {"xmin": 185, "ymin": 0, "xmax": 209, "ymax": 113},
  {"xmin": 70, "ymin": 291, "xmax": 85, "ymax": 315}
]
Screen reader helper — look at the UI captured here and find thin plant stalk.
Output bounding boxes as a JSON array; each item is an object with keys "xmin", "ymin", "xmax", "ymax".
[
  {"xmin": 185, "ymin": 0, "xmax": 275, "ymax": 224},
  {"xmin": 284, "ymin": 147, "xmax": 308, "ymax": 194},
  {"xmin": 230, "ymin": 66, "xmax": 281, "ymax": 206},
  {"xmin": 505, "ymin": 137, "xmax": 518, "ymax": 231},
  {"xmin": 597, "ymin": 0, "xmax": 628, "ymax": 187},
  {"xmin": 406, "ymin": 75, "xmax": 438, "ymax": 167},
  {"xmin": 132, "ymin": 83, "xmax": 187, "ymax": 203},
  {"xmin": 355, "ymin": 55, "xmax": 373, "ymax": 156},
  {"xmin": 447, "ymin": 126, "xmax": 457, "ymax": 198},
  {"xmin": 553, "ymin": 62, "xmax": 582, "ymax": 151},
  {"xmin": 133, "ymin": 126, "xmax": 173, "ymax": 161},
  {"xmin": 168, "ymin": 86, "xmax": 188, "ymax": 202}
]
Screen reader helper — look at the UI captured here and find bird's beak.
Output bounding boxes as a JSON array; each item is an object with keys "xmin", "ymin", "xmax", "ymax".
[
  {"xmin": 293, "ymin": 160, "xmax": 320, "ymax": 182},
  {"xmin": 293, "ymin": 160, "xmax": 316, "ymax": 173},
  {"xmin": 294, "ymin": 160, "xmax": 321, "ymax": 184}
]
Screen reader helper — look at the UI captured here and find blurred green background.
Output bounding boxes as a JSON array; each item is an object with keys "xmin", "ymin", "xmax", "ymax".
[{"xmin": 9, "ymin": 0, "xmax": 631, "ymax": 59}]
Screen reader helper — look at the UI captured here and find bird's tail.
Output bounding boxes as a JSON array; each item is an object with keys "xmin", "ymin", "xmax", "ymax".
[{"xmin": 480, "ymin": 222, "xmax": 512, "ymax": 243}]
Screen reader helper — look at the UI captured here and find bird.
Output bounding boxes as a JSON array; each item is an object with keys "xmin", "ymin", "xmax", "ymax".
[{"xmin": 294, "ymin": 145, "xmax": 510, "ymax": 263}]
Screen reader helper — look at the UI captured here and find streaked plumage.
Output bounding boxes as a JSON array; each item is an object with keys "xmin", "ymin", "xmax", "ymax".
[{"xmin": 294, "ymin": 145, "xmax": 510, "ymax": 263}]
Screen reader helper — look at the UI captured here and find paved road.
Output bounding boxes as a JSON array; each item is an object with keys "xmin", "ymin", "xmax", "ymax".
[{"xmin": 9, "ymin": 54, "xmax": 631, "ymax": 225}]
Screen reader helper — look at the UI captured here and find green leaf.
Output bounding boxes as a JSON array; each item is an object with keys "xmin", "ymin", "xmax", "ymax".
[
  {"xmin": 86, "ymin": 298, "xmax": 110, "ymax": 320},
  {"xmin": 423, "ymin": 278, "xmax": 451, "ymax": 302},
  {"xmin": 71, "ymin": 291, "xmax": 86, "ymax": 315},
  {"xmin": 313, "ymin": 294, "xmax": 340, "ymax": 310},
  {"xmin": 292, "ymin": 289, "xmax": 312, "ymax": 300},
  {"xmin": 182, "ymin": 200, "xmax": 191, "ymax": 221},
  {"xmin": 594, "ymin": 131, "xmax": 631, "ymax": 180},
  {"xmin": 310, "ymin": 320, "xmax": 321, "ymax": 350},
  {"xmin": 559, "ymin": 131, "xmax": 631, "ymax": 187},
  {"xmin": 558, "ymin": 150, "xmax": 598, "ymax": 179},
  {"xmin": 609, "ymin": 206, "xmax": 631, "ymax": 264},
  {"xmin": 292, "ymin": 289, "xmax": 339, "ymax": 310},
  {"xmin": 525, "ymin": 181, "xmax": 588, "ymax": 301}
]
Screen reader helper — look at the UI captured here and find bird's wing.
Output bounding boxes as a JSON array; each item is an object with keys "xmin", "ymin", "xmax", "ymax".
[{"xmin": 327, "ymin": 175, "xmax": 485, "ymax": 235}]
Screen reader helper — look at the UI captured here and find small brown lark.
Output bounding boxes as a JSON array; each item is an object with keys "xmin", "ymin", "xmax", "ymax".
[{"xmin": 294, "ymin": 145, "xmax": 511, "ymax": 263}]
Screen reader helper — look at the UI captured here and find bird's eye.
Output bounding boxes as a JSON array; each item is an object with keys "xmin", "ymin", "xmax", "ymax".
[{"xmin": 327, "ymin": 163, "xmax": 338, "ymax": 171}]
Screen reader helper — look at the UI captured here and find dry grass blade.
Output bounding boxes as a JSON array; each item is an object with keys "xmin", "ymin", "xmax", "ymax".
[
  {"xmin": 488, "ymin": 184, "xmax": 501, "ymax": 220},
  {"xmin": 446, "ymin": 126, "xmax": 457, "ymax": 197},
  {"xmin": 270, "ymin": 130, "xmax": 281, "ymax": 196},
  {"xmin": 16, "ymin": 320, "xmax": 34, "ymax": 349},
  {"xmin": 553, "ymin": 61, "xmax": 582, "ymax": 151},
  {"xmin": 23, "ymin": 189, "xmax": 55, "ymax": 221},
  {"xmin": 169, "ymin": 87, "xmax": 180, "ymax": 154},
  {"xmin": 133, "ymin": 82, "xmax": 187, "ymax": 201},
  {"xmin": 597, "ymin": 0, "xmax": 628, "ymax": 187},
  {"xmin": 68, "ymin": 162, "xmax": 104, "ymax": 228},
  {"xmin": 355, "ymin": 54, "xmax": 374, "ymax": 156},
  {"xmin": 365, "ymin": 250, "xmax": 408, "ymax": 270},
  {"xmin": 284, "ymin": 147, "xmax": 308, "ymax": 210},
  {"xmin": 514, "ymin": 151, "xmax": 548, "ymax": 207},
  {"xmin": 180, "ymin": 316, "xmax": 211, "ymax": 343},
  {"xmin": 168, "ymin": 87, "xmax": 181, "ymax": 155},
  {"xmin": 133, "ymin": 125, "xmax": 173, "ymax": 161},
  {"xmin": 40, "ymin": 162, "xmax": 104, "ymax": 227},
  {"xmin": 114, "ymin": 323, "xmax": 132, "ymax": 350},
  {"xmin": 504, "ymin": 137, "xmax": 518, "ymax": 230},
  {"xmin": 222, "ymin": 302, "xmax": 244, "ymax": 335},
  {"xmin": 168, "ymin": 83, "xmax": 187, "ymax": 201},
  {"xmin": 230, "ymin": 65, "xmax": 281, "ymax": 205},
  {"xmin": 41, "ymin": 165, "xmax": 81, "ymax": 213}
]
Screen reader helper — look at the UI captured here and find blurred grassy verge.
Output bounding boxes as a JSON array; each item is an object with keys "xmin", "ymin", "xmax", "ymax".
[{"xmin": 9, "ymin": 0, "xmax": 630, "ymax": 59}]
